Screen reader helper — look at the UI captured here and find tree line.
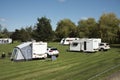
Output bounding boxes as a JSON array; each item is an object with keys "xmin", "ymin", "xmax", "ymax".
[{"xmin": 0, "ymin": 13, "xmax": 120, "ymax": 43}]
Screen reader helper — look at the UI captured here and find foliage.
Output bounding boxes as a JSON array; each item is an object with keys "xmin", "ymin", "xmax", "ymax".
[
  {"xmin": 1, "ymin": 13, "xmax": 120, "ymax": 43},
  {"xmin": 98, "ymin": 13, "xmax": 120, "ymax": 43},
  {"xmin": 0, "ymin": 25, "xmax": 10, "ymax": 38},
  {"xmin": 55, "ymin": 19, "xmax": 77, "ymax": 41},
  {"xmin": 11, "ymin": 28, "xmax": 32, "ymax": 42},
  {"xmin": 33, "ymin": 17, "xmax": 54, "ymax": 41},
  {"xmin": 77, "ymin": 18, "xmax": 98, "ymax": 38},
  {"xmin": 116, "ymin": 28, "xmax": 120, "ymax": 43},
  {"xmin": 77, "ymin": 13, "xmax": 120, "ymax": 43},
  {"xmin": 25, "ymin": 26, "xmax": 33, "ymax": 40}
]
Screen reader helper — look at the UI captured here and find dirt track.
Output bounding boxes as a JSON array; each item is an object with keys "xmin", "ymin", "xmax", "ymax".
[{"xmin": 105, "ymin": 70, "xmax": 120, "ymax": 80}]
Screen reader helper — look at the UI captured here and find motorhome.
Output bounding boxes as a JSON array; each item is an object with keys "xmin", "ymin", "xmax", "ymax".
[
  {"xmin": 70, "ymin": 38, "xmax": 101, "ymax": 52},
  {"xmin": 60, "ymin": 38, "xmax": 79, "ymax": 45}
]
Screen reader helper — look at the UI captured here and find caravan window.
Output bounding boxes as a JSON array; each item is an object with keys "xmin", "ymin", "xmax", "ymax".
[{"xmin": 72, "ymin": 43, "xmax": 78, "ymax": 46}]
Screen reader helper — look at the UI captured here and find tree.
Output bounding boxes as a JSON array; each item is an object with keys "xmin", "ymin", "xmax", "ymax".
[
  {"xmin": 2, "ymin": 28, "xmax": 10, "ymax": 37},
  {"xmin": 33, "ymin": 17, "xmax": 53, "ymax": 41},
  {"xmin": 11, "ymin": 29, "xmax": 21, "ymax": 41},
  {"xmin": 99, "ymin": 13, "xmax": 120, "ymax": 43},
  {"xmin": 19, "ymin": 28, "xmax": 31, "ymax": 42},
  {"xmin": 25, "ymin": 26, "xmax": 33, "ymax": 40},
  {"xmin": 0, "ymin": 24, "xmax": 2, "ymax": 32},
  {"xmin": 55, "ymin": 19, "xmax": 77, "ymax": 41},
  {"xmin": 77, "ymin": 18, "xmax": 98, "ymax": 38},
  {"xmin": 11, "ymin": 28, "xmax": 31, "ymax": 42},
  {"xmin": 116, "ymin": 27, "xmax": 120, "ymax": 43},
  {"xmin": 0, "ymin": 24, "xmax": 10, "ymax": 38}
]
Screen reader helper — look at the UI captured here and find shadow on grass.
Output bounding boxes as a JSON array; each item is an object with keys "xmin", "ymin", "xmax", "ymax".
[{"xmin": 111, "ymin": 44, "xmax": 120, "ymax": 48}]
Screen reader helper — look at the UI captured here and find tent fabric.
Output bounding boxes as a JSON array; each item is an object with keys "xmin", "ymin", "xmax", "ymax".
[
  {"xmin": 11, "ymin": 42, "xmax": 32, "ymax": 61},
  {"xmin": 16, "ymin": 42, "xmax": 32, "ymax": 49}
]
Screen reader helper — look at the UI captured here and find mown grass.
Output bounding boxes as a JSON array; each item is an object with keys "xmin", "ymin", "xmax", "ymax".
[
  {"xmin": 0, "ymin": 42, "xmax": 120, "ymax": 80},
  {"xmin": 0, "ymin": 42, "xmax": 20, "ymax": 55}
]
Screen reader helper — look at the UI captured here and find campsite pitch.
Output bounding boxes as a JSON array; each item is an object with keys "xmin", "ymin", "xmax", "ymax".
[{"xmin": 0, "ymin": 42, "xmax": 120, "ymax": 80}]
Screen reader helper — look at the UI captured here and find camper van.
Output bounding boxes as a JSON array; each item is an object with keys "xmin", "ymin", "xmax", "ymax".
[
  {"xmin": 70, "ymin": 38, "xmax": 101, "ymax": 52},
  {"xmin": 60, "ymin": 38, "xmax": 79, "ymax": 45},
  {"xmin": 11, "ymin": 41, "xmax": 47, "ymax": 61}
]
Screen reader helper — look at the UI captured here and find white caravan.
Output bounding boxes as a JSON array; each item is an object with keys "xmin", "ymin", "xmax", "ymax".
[
  {"xmin": 60, "ymin": 38, "xmax": 79, "ymax": 45},
  {"xmin": 69, "ymin": 38, "xmax": 86, "ymax": 51},
  {"xmin": 0, "ymin": 38, "xmax": 12, "ymax": 44},
  {"xmin": 70, "ymin": 38, "xmax": 101, "ymax": 52},
  {"xmin": 11, "ymin": 41, "xmax": 47, "ymax": 61},
  {"xmin": 32, "ymin": 42, "xmax": 47, "ymax": 59},
  {"xmin": 83, "ymin": 38, "xmax": 101, "ymax": 52}
]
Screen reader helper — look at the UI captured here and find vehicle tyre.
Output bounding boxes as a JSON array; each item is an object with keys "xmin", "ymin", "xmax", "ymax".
[
  {"xmin": 100, "ymin": 48, "xmax": 104, "ymax": 51},
  {"xmin": 47, "ymin": 54, "xmax": 51, "ymax": 58},
  {"xmin": 56, "ymin": 55, "xmax": 59, "ymax": 57}
]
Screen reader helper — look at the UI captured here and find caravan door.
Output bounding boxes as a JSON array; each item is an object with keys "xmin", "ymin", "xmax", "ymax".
[{"xmin": 84, "ymin": 41, "xmax": 87, "ymax": 50}]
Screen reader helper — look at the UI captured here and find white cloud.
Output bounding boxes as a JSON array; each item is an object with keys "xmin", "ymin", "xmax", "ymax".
[
  {"xmin": 80, "ymin": 17, "xmax": 88, "ymax": 20},
  {"xmin": 0, "ymin": 18, "xmax": 6, "ymax": 22},
  {"xmin": 58, "ymin": 0, "xmax": 66, "ymax": 3}
]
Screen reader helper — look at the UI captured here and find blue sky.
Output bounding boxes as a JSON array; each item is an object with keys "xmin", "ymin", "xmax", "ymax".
[{"xmin": 0, "ymin": 0, "xmax": 120, "ymax": 31}]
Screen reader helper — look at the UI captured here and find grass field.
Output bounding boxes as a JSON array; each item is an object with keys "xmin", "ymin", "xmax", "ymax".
[{"xmin": 0, "ymin": 42, "xmax": 120, "ymax": 80}]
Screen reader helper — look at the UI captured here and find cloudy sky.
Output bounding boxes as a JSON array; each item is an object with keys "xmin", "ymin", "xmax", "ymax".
[{"xmin": 0, "ymin": 0, "xmax": 120, "ymax": 31}]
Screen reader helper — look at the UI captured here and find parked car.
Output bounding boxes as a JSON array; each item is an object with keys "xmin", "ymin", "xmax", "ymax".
[
  {"xmin": 99, "ymin": 43, "xmax": 110, "ymax": 51},
  {"xmin": 47, "ymin": 47, "xmax": 59, "ymax": 58}
]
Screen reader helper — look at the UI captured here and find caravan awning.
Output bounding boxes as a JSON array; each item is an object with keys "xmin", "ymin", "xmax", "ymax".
[{"xmin": 16, "ymin": 42, "xmax": 32, "ymax": 49}]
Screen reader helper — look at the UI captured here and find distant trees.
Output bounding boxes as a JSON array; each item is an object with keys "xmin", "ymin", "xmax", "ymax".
[
  {"xmin": 77, "ymin": 18, "xmax": 98, "ymax": 38},
  {"xmin": 11, "ymin": 29, "xmax": 20, "ymax": 41},
  {"xmin": 76, "ymin": 13, "xmax": 120, "ymax": 43},
  {"xmin": 98, "ymin": 13, "xmax": 120, "ymax": 43},
  {"xmin": 11, "ymin": 28, "xmax": 31, "ymax": 42},
  {"xmin": 117, "ymin": 28, "xmax": 120, "ymax": 43},
  {"xmin": 0, "ymin": 24, "xmax": 10, "ymax": 38},
  {"xmin": 11, "ymin": 17, "xmax": 54, "ymax": 42},
  {"xmin": 33, "ymin": 17, "xmax": 54, "ymax": 41},
  {"xmin": 55, "ymin": 19, "xmax": 77, "ymax": 41},
  {"xmin": 1, "ymin": 13, "xmax": 120, "ymax": 43}
]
